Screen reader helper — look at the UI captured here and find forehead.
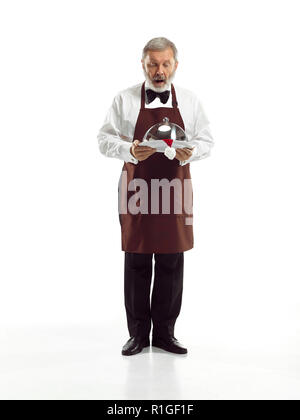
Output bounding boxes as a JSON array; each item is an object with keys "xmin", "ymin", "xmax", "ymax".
[{"xmin": 145, "ymin": 47, "xmax": 175, "ymax": 62}]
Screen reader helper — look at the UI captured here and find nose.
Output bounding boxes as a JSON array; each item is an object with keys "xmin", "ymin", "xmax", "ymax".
[{"xmin": 156, "ymin": 65, "xmax": 165, "ymax": 75}]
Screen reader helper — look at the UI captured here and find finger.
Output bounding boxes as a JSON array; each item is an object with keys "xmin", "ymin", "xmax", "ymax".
[
  {"xmin": 183, "ymin": 150, "xmax": 192, "ymax": 156},
  {"xmin": 182, "ymin": 152, "xmax": 192, "ymax": 159},
  {"xmin": 133, "ymin": 144, "xmax": 153, "ymax": 149},
  {"xmin": 135, "ymin": 148, "xmax": 157, "ymax": 157},
  {"xmin": 136, "ymin": 148, "xmax": 155, "ymax": 154},
  {"xmin": 182, "ymin": 147, "xmax": 193, "ymax": 153},
  {"xmin": 139, "ymin": 154, "xmax": 153, "ymax": 160},
  {"xmin": 135, "ymin": 146, "xmax": 154, "ymax": 151},
  {"xmin": 135, "ymin": 151, "xmax": 154, "ymax": 158},
  {"xmin": 176, "ymin": 149, "xmax": 185, "ymax": 157}
]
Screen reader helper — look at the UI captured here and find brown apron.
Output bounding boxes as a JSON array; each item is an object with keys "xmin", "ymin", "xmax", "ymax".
[{"xmin": 118, "ymin": 81, "xmax": 193, "ymax": 254}]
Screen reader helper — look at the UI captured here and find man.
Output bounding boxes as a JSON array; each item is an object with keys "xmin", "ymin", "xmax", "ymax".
[{"xmin": 97, "ymin": 37, "xmax": 214, "ymax": 356}]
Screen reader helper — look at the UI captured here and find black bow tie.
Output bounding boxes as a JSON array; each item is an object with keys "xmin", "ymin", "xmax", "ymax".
[{"xmin": 146, "ymin": 88, "xmax": 170, "ymax": 104}]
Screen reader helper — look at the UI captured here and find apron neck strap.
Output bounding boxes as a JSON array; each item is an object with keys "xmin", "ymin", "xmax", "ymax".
[{"xmin": 141, "ymin": 81, "xmax": 178, "ymax": 109}]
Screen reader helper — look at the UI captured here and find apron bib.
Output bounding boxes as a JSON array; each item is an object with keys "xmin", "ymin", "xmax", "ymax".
[{"xmin": 118, "ymin": 81, "xmax": 193, "ymax": 253}]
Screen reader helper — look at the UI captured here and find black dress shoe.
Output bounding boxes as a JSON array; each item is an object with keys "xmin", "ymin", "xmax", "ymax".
[
  {"xmin": 152, "ymin": 335, "xmax": 188, "ymax": 354},
  {"xmin": 122, "ymin": 336, "xmax": 150, "ymax": 356}
]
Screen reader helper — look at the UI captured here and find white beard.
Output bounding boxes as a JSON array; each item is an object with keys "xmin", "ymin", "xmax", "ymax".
[{"xmin": 142, "ymin": 67, "xmax": 177, "ymax": 92}]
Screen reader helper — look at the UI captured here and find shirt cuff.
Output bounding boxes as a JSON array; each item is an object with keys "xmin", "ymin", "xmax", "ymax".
[{"xmin": 121, "ymin": 142, "xmax": 138, "ymax": 164}]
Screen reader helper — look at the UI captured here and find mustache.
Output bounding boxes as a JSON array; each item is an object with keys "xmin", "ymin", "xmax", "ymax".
[{"xmin": 142, "ymin": 67, "xmax": 177, "ymax": 90}]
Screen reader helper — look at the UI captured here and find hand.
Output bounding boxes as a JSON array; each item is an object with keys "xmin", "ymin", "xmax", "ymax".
[
  {"xmin": 175, "ymin": 147, "xmax": 194, "ymax": 162},
  {"xmin": 130, "ymin": 139, "xmax": 157, "ymax": 161}
]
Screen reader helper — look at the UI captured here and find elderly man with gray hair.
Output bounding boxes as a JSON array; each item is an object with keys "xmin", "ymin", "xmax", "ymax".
[{"xmin": 97, "ymin": 36, "xmax": 214, "ymax": 356}]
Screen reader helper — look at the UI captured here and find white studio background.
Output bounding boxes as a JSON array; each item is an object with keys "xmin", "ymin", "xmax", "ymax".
[{"xmin": 0, "ymin": 0, "xmax": 300, "ymax": 399}]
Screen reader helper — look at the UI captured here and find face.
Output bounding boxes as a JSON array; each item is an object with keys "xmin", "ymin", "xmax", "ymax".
[{"xmin": 142, "ymin": 47, "xmax": 178, "ymax": 92}]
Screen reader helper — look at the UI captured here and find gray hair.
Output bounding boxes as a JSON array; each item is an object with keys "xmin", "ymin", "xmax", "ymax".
[{"xmin": 142, "ymin": 37, "xmax": 178, "ymax": 63}]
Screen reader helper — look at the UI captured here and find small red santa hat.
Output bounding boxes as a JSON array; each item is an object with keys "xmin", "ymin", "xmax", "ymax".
[{"xmin": 162, "ymin": 139, "xmax": 173, "ymax": 147}]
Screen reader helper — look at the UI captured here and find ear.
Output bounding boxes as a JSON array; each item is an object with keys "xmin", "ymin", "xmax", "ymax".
[
  {"xmin": 141, "ymin": 59, "xmax": 145, "ymax": 70},
  {"xmin": 175, "ymin": 61, "xmax": 179, "ymax": 70}
]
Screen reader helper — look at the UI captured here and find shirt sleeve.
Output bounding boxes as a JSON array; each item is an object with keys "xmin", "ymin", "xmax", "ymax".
[
  {"xmin": 179, "ymin": 96, "xmax": 215, "ymax": 166},
  {"xmin": 97, "ymin": 95, "xmax": 138, "ymax": 164}
]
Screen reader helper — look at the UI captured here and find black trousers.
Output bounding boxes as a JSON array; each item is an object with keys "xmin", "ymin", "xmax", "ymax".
[{"xmin": 124, "ymin": 251, "xmax": 184, "ymax": 340}]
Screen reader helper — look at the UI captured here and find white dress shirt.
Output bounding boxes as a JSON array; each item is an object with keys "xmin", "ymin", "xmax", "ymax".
[{"xmin": 97, "ymin": 80, "xmax": 214, "ymax": 166}]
